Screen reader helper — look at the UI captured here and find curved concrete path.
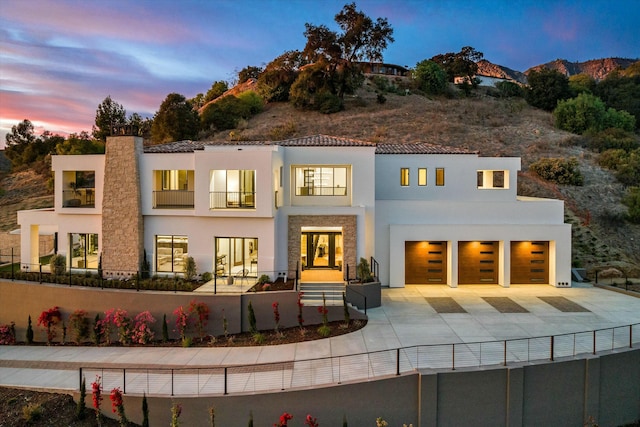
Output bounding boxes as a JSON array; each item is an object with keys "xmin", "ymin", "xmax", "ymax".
[{"xmin": 2, "ymin": 283, "xmax": 640, "ymax": 392}]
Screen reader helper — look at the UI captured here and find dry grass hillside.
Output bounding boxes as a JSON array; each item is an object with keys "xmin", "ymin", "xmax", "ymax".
[{"xmin": 1, "ymin": 78, "xmax": 638, "ymax": 276}]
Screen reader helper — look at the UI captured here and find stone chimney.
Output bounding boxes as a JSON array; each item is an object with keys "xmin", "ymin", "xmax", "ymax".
[{"xmin": 101, "ymin": 130, "xmax": 144, "ymax": 277}]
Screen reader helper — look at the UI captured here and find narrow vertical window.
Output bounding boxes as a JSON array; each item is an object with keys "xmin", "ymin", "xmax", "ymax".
[
  {"xmin": 435, "ymin": 168, "xmax": 445, "ymax": 186},
  {"xmin": 418, "ymin": 168, "xmax": 427, "ymax": 186},
  {"xmin": 400, "ymin": 168, "xmax": 410, "ymax": 186}
]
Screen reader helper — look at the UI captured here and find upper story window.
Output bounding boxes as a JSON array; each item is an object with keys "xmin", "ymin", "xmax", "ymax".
[
  {"xmin": 418, "ymin": 168, "xmax": 427, "ymax": 186},
  {"xmin": 153, "ymin": 170, "xmax": 194, "ymax": 208},
  {"xmin": 210, "ymin": 170, "xmax": 256, "ymax": 209},
  {"xmin": 400, "ymin": 168, "xmax": 410, "ymax": 186},
  {"xmin": 477, "ymin": 170, "xmax": 509, "ymax": 189},
  {"xmin": 63, "ymin": 170, "xmax": 95, "ymax": 208},
  {"xmin": 294, "ymin": 166, "xmax": 348, "ymax": 196},
  {"xmin": 435, "ymin": 168, "xmax": 445, "ymax": 186}
]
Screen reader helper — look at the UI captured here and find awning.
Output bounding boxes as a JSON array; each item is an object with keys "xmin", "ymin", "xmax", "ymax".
[{"xmin": 9, "ymin": 225, "xmax": 58, "ymax": 236}]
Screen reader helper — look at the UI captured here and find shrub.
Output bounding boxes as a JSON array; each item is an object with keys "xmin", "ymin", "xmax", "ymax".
[
  {"xmin": 248, "ymin": 301, "xmax": 257, "ymax": 333},
  {"xmin": 317, "ymin": 92, "xmax": 343, "ymax": 114},
  {"xmin": 69, "ymin": 309, "xmax": 90, "ymax": 344},
  {"xmin": 188, "ymin": 300, "xmax": 209, "ymax": 339},
  {"xmin": 0, "ymin": 322, "xmax": 16, "ymax": 345},
  {"xmin": 37, "ymin": 306, "xmax": 62, "ymax": 344},
  {"xmin": 356, "ymin": 257, "xmax": 374, "ymax": 282},
  {"xmin": 91, "ymin": 376, "xmax": 103, "ymax": 425},
  {"xmin": 110, "ymin": 387, "xmax": 128, "ymax": 426},
  {"xmin": 22, "ymin": 403, "xmax": 43, "ymax": 422},
  {"xmin": 622, "ymin": 187, "xmax": 640, "ymax": 223},
  {"xmin": 237, "ymin": 90, "xmax": 264, "ymax": 115},
  {"xmin": 173, "ymin": 306, "xmax": 190, "ymax": 340},
  {"xmin": 586, "ymin": 128, "xmax": 639, "ymax": 152},
  {"xmin": 257, "ymin": 274, "xmax": 271, "ymax": 285},
  {"xmin": 413, "ymin": 60, "xmax": 448, "ymax": 95},
  {"xmin": 92, "ymin": 314, "xmax": 103, "ymax": 345},
  {"xmin": 162, "ymin": 314, "xmax": 169, "ymax": 342},
  {"xmin": 495, "ymin": 81, "xmax": 523, "ymax": 98},
  {"xmin": 50, "ymin": 254, "xmax": 66, "ymax": 276},
  {"xmin": 76, "ymin": 377, "xmax": 87, "ymax": 420},
  {"xmin": 142, "ymin": 393, "xmax": 149, "ymax": 427},
  {"xmin": 317, "ymin": 293, "xmax": 330, "ymax": 337},
  {"xmin": 376, "ymin": 93, "xmax": 387, "ymax": 104},
  {"xmin": 26, "ymin": 315, "xmax": 34, "ymax": 344},
  {"xmin": 184, "ymin": 256, "xmax": 197, "ymax": 281},
  {"xmin": 529, "ymin": 157, "xmax": 584, "ymax": 185},
  {"xmin": 132, "ymin": 311, "xmax": 155, "ymax": 344},
  {"xmin": 201, "ymin": 271, "xmax": 213, "ymax": 282},
  {"xmin": 102, "ymin": 308, "xmax": 131, "ymax": 345}
]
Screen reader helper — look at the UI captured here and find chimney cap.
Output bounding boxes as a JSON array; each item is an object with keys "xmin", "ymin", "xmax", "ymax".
[{"xmin": 111, "ymin": 124, "xmax": 139, "ymax": 136}]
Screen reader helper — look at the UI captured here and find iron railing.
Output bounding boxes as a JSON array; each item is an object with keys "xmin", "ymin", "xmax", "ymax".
[
  {"xmin": 152, "ymin": 190, "xmax": 194, "ymax": 208},
  {"xmin": 79, "ymin": 323, "xmax": 639, "ymax": 397},
  {"xmin": 209, "ymin": 191, "xmax": 255, "ymax": 209}
]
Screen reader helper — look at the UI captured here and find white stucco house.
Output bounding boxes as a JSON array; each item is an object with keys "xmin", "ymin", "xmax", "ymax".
[{"xmin": 17, "ymin": 133, "xmax": 571, "ymax": 289}]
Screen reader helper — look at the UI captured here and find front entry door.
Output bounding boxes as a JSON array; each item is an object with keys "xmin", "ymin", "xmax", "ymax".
[{"xmin": 301, "ymin": 232, "xmax": 342, "ymax": 270}]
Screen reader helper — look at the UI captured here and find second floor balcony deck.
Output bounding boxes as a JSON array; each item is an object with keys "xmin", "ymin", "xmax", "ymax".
[{"xmin": 210, "ymin": 191, "xmax": 255, "ymax": 209}]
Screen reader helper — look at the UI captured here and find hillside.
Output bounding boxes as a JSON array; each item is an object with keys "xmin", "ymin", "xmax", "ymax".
[
  {"xmin": 525, "ymin": 57, "xmax": 637, "ymax": 80},
  {"xmin": 1, "ymin": 80, "xmax": 638, "ymax": 275}
]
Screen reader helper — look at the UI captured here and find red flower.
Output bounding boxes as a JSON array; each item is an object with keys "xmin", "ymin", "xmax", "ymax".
[
  {"xmin": 305, "ymin": 414, "xmax": 319, "ymax": 427},
  {"xmin": 275, "ymin": 412, "xmax": 293, "ymax": 426}
]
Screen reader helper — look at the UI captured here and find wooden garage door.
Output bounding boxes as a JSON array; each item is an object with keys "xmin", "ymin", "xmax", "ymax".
[
  {"xmin": 405, "ymin": 241, "xmax": 447, "ymax": 284},
  {"xmin": 458, "ymin": 241, "xmax": 499, "ymax": 284},
  {"xmin": 511, "ymin": 241, "xmax": 549, "ymax": 284}
]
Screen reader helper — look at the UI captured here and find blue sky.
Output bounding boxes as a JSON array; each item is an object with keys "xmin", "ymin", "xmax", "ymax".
[{"xmin": 1, "ymin": 0, "xmax": 638, "ymax": 147}]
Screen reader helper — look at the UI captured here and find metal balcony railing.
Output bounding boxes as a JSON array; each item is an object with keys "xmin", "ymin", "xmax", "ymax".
[
  {"xmin": 209, "ymin": 191, "xmax": 255, "ymax": 209},
  {"xmin": 153, "ymin": 190, "xmax": 194, "ymax": 208}
]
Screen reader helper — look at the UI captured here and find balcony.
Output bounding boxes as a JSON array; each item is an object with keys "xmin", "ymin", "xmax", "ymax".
[
  {"xmin": 210, "ymin": 191, "xmax": 255, "ymax": 209},
  {"xmin": 62, "ymin": 188, "xmax": 95, "ymax": 208},
  {"xmin": 153, "ymin": 190, "xmax": 194, "ymax": 209}
]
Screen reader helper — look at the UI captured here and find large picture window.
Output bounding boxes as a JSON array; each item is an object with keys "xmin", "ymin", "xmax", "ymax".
[
  {"xmin": 209, "ymin": 170, "xmax": 256, "ymax": 208},
  {"xmin": 156, "ymin": 235, "xmax": 188, "ymax": 273},
  {"xmin": 294, "ymin": 166, "xmax": 347, "ymax": 196},
  {"xmin": 69, "ymin": 233, "xmax": 98, "ymax": 269}
]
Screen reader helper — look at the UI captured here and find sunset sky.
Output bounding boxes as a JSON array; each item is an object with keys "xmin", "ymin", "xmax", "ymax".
[{"xmin": 1, "ymin": 0, "xmax": 638, "ymax": 148}]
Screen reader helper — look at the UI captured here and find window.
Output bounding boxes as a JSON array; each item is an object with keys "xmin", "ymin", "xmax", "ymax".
[
  {"xmin": 400, "ymin": 168, "xmax": 410, "ymax": 186},
  {"xmin": 435, "ymin": 168, "xmax": 445, "ymax": 186},
  {"xmin": 69, "ymin": 233, "xmax": 98, "ymax": 269},
  {"xmin": 63, "ymin": 170, "xmax": 95, "ymax": 208},
  {"xmin": 418, "ymin": 168, "xmax": 427, "ymax": 186},
  {"xmin": 153, "ymin": 170, "xmax": 194, "ymax": 208},
  {"xmin": 294, "ymin": 166, "xmax": 348, "ymax": 196},
  {"xmin": 210, "ymin": 170, "xmax": 256, "ymax": 208},
  {"xmin": 215, "ymin": 237, "xmax": 258, "ymax": 277},
  {"xmin": 156, "ymin": 235, "xmax": 188, "ymax": 273},
  {"xmin": 477, "ymin": 170, "xmax": 509, "ymax": 189}
]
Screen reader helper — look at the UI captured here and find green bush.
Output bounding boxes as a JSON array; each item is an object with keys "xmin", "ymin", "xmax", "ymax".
[
  {"xmin": 622, "ymin": 187, "xmax": 640, "ymax": 223},
  {"xmin": 599, "ymin": 148, "xmax": 640, "ymax": 187},
  {"xmin": 184, "ymin": 256, "xmax": 196, "ymax": 281},
  {"xmin": 586, "ymin": 128, "xmax": 639, "ymax": 152},
  {"xmin": 495, "ymin": 81, "xmax": 523, "ymax": 98},
  {"xmin": 316, "ymin": 92, "xmax": 343, "ymax": 114},
  {"xmin": 49, "ymin": 254, "xmax": 66, "ymax": 276},
  {"xmin": 554, "ymin": 93, "xmax": 636, "ymax": 134},
  {"xmin": 237, "ymin": 90, "xmax": 264, "ymax": 115},
  {"xmin": 529, "ymin": 157, "xmax": 584, "ymax": 186},
  {"xmin": 412, "ymin": 60, "xmax": 448, "ymax": 95}
]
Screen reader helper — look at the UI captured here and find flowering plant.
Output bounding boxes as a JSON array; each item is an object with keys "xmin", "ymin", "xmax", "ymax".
[
  {"xmin": 112, "ymin": 308, "xmax": 131, "ymax": 345},
  {"xmin": 69, "ymin": 309, "xmax": 90, "ymax": 344},
  {"xmin": 37, "ymin": 306, "xmax": 62, "ymax": 344},
  {"xmin": 274, "ymin": 412, "xmax": 293, "ymax": 426},
  {"xmin": 272, "ymin": 301, "xmax": 280, "ymax": 332},
  {"xmin": 132, "ymin": 311, "xmax": 155, "ymax": 344},
  {"xmin": 297, "ymin": 292, "xmax": 304, "ymax": 326},
  {"xmin": 0, "ymin": 322, "xmax": 16, "ymax": 345},
  {"xmin": 188, "ymin": 300, "xmax": 209, "ymax": 339},
  {"xmin": 305, "ymin": 414, "xmax": 319, "ymax": 427},
  {"xmin": 110, "ymin": 387, "xmax": 128, "ymax": 426},
  {"xmin": 173, "ymin": 306, "xmax": 190, "ymax": 340},
  {"xmin": 91, "ymin": 375, "xmax": 102, "ymax": 426}
]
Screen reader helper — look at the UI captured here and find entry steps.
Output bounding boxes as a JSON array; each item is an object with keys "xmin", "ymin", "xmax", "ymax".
[{"xmin": 299, "ymin": 282, "xmax": 346, "ymax": 306}]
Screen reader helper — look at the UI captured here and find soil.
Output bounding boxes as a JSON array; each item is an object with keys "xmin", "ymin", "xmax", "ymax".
[{"xmin": 0, "ymin": 386, "xmax": 133, "ymax": 427}]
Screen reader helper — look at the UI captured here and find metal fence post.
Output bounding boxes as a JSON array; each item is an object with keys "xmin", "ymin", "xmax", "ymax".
[
  {"xmin": 452, "ymin": 344, "xmax": 455, "ymax": 370},
  {"xmin": 396, "ymin": 348, "xmax": 401, "ymax": 375},
  {"xmin": 224, "ymin": 367, "xmax": 228, "ymax": 395},
  {"xmin": 79, "ymin": 368, "xmax": 83, "ymax": 390},
  {"xmin": 39, "ymin": 264, "xmax": 42, "ymax": 284},
  {"xmin": 550, "ymin": 336, "xmax": 554, "ymax": 361},
  {"xmin": 631, "ymin": 325, "xmax": 633, "ymax": 349},
  {"xmin": 171, "ymin": 369, "xmax": 174, "ymax": 396},
  {"xmin": 123, "ymin": 369, "xmax": 126, "ymax": 394},
  {"xmin": 503, "ymin": 341, "xmax": 507, "ymax": 366},
  {"xmin": 593, "ymin": 330, "xmax": 596, "ymax": 355}
]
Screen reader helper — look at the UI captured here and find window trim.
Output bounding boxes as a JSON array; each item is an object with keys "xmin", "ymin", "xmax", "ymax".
[
  {"xmin": 294, "ymin": 166, "xmax": 349, "ymax": 196},
  {"xmin": 418, "ymin": 168, "xmax": 427, "ymax": 186},
  {"xmin": 400, "ymin": 168, "xmax": 410, "ymax": 187},
  {"xmin": 435, "ymin": 168, "xmax": 445, "ymax": 186}
]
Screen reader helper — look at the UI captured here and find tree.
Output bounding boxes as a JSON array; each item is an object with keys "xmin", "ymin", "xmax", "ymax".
[
  {"xmin": 430, "ymin": 46, "xmax": 483, "ymax": 85},
  {"xmin": 127, "ymin": 112, "xmax": 153, "ymax": 139},
  {"xmin": 56, "ymin": 132, "xmax": 104, "ymax": 155},
  {"xmin": 200, "ymin": 95, "xmax": 251, "ymax": 131},
  {"xmin": 412, "ymin": 60, "xmax": 448, "ymax": 95},
  {"xmin": 569, "ymin": 73, "xmax": 596, "ymax": 95},
  {"xmin": 595, "ymin": 72, "xmax": 640, "ymax": 129},
  {"xmin": 93, "ymin": 96, "xmax": 126, "ymax": 141},
  {"xmin": 300, "ymin": 2, "xmax": 394, "ymax": 99},
  {"xmin": 204, "ymin": 81, "xmax": 229, "ymax": 104},
  {"xmin": 554, "ymin": 93, "xmax": 636, "ymax": 135},
  {"xmin": 238, "ymin": 65, "xmax": 263, "ymax": 84},
  {"xmin": 5, "ymin": 120, "xmax": 62, "ymax": 169},
  {"xmin": 257, "ymin": 50, "xmax": 306, "ymax": 102},
  {"xmin": 525, "ymin": 68, "xmax": 571, "ymax": 111},
  {"xmin": 151, "ymin": 93, "xmax": 199, "ymax": 144}
]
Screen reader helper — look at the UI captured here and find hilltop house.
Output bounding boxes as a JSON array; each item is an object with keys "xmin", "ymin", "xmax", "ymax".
[{"xmin": 17, "ymin": 134, "xmax": 571, "ymax": 288}]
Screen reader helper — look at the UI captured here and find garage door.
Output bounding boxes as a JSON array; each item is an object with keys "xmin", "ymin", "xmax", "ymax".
[
  {"xmin": 458, "ymin": 241, "xmax": 499, "ymax": 284},
  {"xmin": 511, "ymin": 241, "xmax": 549, "ymax": 284},
  {"xmin": 405, "ymin": 241, "xmax": 447, "ymax": 284}
]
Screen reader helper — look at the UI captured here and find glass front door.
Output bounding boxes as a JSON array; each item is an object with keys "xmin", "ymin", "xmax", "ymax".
[{"xmin": 301, "ymin": 232, "xmax": 342, "ymax": 270}]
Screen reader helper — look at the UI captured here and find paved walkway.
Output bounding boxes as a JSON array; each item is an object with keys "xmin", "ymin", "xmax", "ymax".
[{"xmin": 1, "ymin": 283, "xmax": 640, "ymax": 393}]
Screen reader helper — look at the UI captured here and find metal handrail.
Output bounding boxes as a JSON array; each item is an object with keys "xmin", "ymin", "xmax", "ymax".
[{"xmin": 78, "ymin": 322, "xmax": 639, "ymax": 397}]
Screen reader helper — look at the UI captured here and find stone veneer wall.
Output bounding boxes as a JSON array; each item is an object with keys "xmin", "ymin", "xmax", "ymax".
[
  {"xmin": 287, "ymin": 215, "xmax": 356, "ymax": 274},
  {"xmin": 101, "ymin": 136, "xmax": 143, "ymax": 275}
]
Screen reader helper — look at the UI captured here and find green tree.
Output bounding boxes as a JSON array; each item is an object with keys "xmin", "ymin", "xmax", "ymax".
[
  {"xmin": 595, "ymin": 72, "xmax": 640, "ymax": 129},
  {"xmin": 93, "ymin": 96, "xmax": 127, "ymax": 141},
  {"xmin": 554, "ymin": 93, "xmax": 636, "ymax": 134},
  {"xmin": 56, "ymin": 132, "xmax": 104, "ymax": 155},
  {"xmin": 200, "ymin": 95, "xmax": 251, "ymax": 131},
  {"xmin": 300, "ymin": 2, "xmax": 394, "ymax": 99},
  {"xmin": 622, "ymin": 187, "xmax": 640, "ymax": 223},
  {"xmin": 529, "ymin": 157, "xmax": 584, "ymax": 186},
  {"xmin": 525, "ymin": 68, "xmax": 571, "ymax": 111},
  {"xmin": 495, "ymin": 81, "xmax": 523, "ymax": 98},
  {"xmin": 412, "ymin": 60, "xmax": 448, "ymax": 95},
  {"xmin": 569, "ymin": 73, "xmax": 596, "ymax": 95},
  {"xmin": 430, "ymin": 46, "xmax": 483, "ymax": 85},
  {"xmin": 151, "ymin": 93, "xmax": 199, "ymax": 144},
  {"xmin": 238, "ymin": 65, "xmax": 263, "ymax": 84},
  {"xmin": 127, "ymin": 112, "xmax": 153, "ymax": 139},
  {"xmin": 5, "ymin": 120, "xmax": 63, "ymax": 169},
  {"xmin": 257, "ymin": 50, "xmax": 305, "ymax": 102},
  {"xmin": 204, "ymin": 81, "xmax": 229, "ymax": 104}
]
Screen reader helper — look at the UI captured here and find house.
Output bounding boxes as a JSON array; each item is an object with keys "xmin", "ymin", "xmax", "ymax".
[{"xmin": 17, "ymin": 133, "xmax": 571, "ymax": 289}]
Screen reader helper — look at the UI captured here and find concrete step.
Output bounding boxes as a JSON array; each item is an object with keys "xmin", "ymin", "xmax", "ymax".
[{"xmin": 299, "ymin": 282, "xmax": 345, "ymax": 306}]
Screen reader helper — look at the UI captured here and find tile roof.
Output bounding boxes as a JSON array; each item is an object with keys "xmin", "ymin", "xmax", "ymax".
[{"xmin": 143, "ymin": 134, "xmax": 475, "ymax": 155}]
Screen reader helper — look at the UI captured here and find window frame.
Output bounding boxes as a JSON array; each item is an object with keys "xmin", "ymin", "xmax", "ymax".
[
  {"xmin": 435, "ymin": 168, "xmax": 445, "ymax": 186},
  {"xmin": 400, "ymin": 168, "xmax": 410, "ymax": 187},
  {"xmin": 418, "ymin": 168, "xmax": 427, "ymax": 186}
]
